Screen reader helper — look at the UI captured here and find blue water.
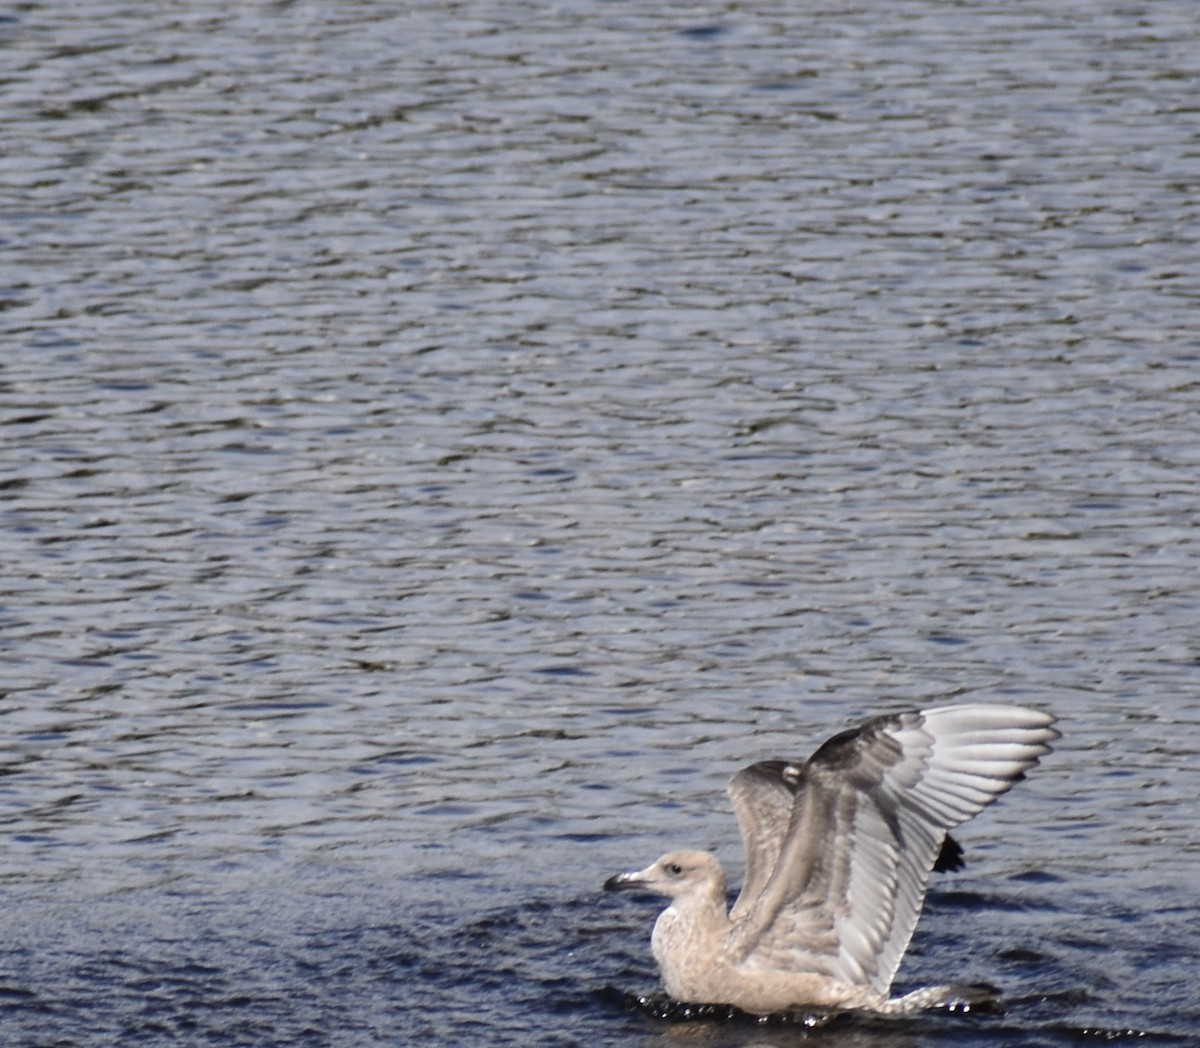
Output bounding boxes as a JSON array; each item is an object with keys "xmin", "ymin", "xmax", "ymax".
[{"xmin": 2, "ymin": 0, "xmax": 1199, "ymax": 1043}]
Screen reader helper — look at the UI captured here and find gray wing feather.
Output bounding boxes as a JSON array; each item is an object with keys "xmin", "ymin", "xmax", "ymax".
[
  {"xmin": 726, "ymin": 760, "xmax": 802, "ymax": 921},
  {"xmin": 725, "ymin": 704, "xmax": 1058, "ymax": 996}
]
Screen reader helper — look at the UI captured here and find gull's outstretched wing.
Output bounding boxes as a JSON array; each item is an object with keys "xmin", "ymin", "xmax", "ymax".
[
  {"xmin": 725, "ymin": 704, "xmax": 1058, "ymax": 997},
  {"xmin": 727, "ymin": 759, "xmax": 966, "ymax": 923},
  {"xmin": 727, "ymin": 760, "xmax": 798, "ymax": 921}
]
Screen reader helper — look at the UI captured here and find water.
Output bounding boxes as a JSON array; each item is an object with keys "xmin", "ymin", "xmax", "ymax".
[{"xmin": 2, "ymin": 0, "xmax": 1199, "ymax": 1043}]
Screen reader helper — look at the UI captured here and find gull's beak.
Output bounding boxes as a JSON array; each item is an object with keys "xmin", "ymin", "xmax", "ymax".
[{"xmin": 604, "ymin": 869, "xmax": 649, "ymax": 892}]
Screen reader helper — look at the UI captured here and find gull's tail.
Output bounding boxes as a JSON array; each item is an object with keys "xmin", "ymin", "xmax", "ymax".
[{"xmin": 877, "ymin": 983, "xmax": 1002, "ymax": 1015}]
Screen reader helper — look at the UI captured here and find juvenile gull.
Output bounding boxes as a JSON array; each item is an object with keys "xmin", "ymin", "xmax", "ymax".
[{"xmin": 604, "ymin": 704, "xmax": 1058, "ymax": 1015}]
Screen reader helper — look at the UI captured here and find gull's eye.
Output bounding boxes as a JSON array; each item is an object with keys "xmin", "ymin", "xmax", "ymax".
[{"xmin": 665, "ymin": 862, "xmax": 683, "ymax": 876}]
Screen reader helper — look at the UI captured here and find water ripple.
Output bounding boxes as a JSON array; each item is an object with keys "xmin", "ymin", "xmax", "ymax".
[{"xmin": 2, "ymin": 0, "xmax": 1199, "ymax": 1043}]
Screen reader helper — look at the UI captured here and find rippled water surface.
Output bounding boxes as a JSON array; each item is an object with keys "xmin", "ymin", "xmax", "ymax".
[{"xmin": 3, "ymin": 0, "xmax": 1199, "ymax": 1044}]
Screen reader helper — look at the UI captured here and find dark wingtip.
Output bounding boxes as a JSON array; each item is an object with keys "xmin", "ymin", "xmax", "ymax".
[{"xmin": 933, "ymin": 833, "xmax": 965, "ymax": 873}]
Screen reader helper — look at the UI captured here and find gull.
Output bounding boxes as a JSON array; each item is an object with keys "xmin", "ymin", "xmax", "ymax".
[{"xmin": 604, "ymin": 704, "xmax": 1058, "ymax": 1015}]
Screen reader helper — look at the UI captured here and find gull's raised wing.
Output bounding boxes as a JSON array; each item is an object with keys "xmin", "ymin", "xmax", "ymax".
[
  {"xmin": 725, "ymin": 704, "xmax": 1058, "ymax": 997},
  {"xmin": 727, "ymin": 760, "xmax": 800, "ymax": 921}
]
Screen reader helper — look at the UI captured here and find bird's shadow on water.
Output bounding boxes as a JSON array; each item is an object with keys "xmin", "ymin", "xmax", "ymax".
[
  {"xmin": 591, "ymin": 986, "xmax": 1188, "ymax": 1048},
  {"xmin": 593, "ymin": 987, "xmax": 996, "ymax": 1048}
]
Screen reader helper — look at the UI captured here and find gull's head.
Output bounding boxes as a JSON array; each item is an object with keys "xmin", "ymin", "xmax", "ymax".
[{"xmin": 603, "ymin": 849, "xmax": 725, "ymax": 903}]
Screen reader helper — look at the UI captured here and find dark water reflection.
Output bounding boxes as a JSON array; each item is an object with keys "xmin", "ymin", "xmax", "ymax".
[{"xmin": 2, "ymin": 0, "xmax": 1199, "ymax": 1044}]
